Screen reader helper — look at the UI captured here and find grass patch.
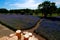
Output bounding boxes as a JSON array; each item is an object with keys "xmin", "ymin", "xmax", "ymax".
[{"xmin": 33, "ymin": 13, "xmax": 60, "ymax": 17}]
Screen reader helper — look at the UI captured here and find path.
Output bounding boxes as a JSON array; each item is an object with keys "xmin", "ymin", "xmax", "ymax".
[
  {"xmin": 0, "ymin": 24, "xmax": 14, "ymax": 38},
  {"xmin": 22, "ymin": 19, "xmax": 46, "ymax": 40},
  {"xmin": 0, "ymin": 19, "xmax": 46, "ymax": 40}
]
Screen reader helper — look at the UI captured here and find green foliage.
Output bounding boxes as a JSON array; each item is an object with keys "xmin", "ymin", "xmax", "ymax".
[
  {"xmin": 57, "ymin": 7, "xmax": 60, "ymax": 16},
  {"xmin": 0, "ymin": 1, "xmax": 60, "ymax": 16},
  {"xmin": 33, "ymin": 13, "xmax": 59, "ymax": 17},
  {"xmin": 38, "ymin": 1, "xmax": 57, "ymax": 17},
  {"xmin": 0, "ymin": 8, "xmax": 8, "ymax": 13}
]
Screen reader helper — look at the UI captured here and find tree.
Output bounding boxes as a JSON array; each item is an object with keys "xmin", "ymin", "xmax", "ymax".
[
  {"xmin": 49, "ymin": 2, "xmax": 57, "ymax": 16},
  {"xmin": 0, "ymin": 8, "xmax": 8, "ymax": 14},
  {"xmin": 24, "ymin": 8, "xmax": 33, "ymax": 15},
  {"xmin": 38, "ymin": 1, "xmax": 57, "ymax": 17},
  {"xmin": 57, "ymin": 7, "xmax": 60, "ymax": 15},
  {"xmin": 34, "ymin": 9, "xmax": 39, "ymax": 15}
]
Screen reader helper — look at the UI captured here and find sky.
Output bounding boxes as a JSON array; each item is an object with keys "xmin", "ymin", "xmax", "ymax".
[{"xmin": 0, "ymin": 0, "xmax": 60, "ymax": 10}]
